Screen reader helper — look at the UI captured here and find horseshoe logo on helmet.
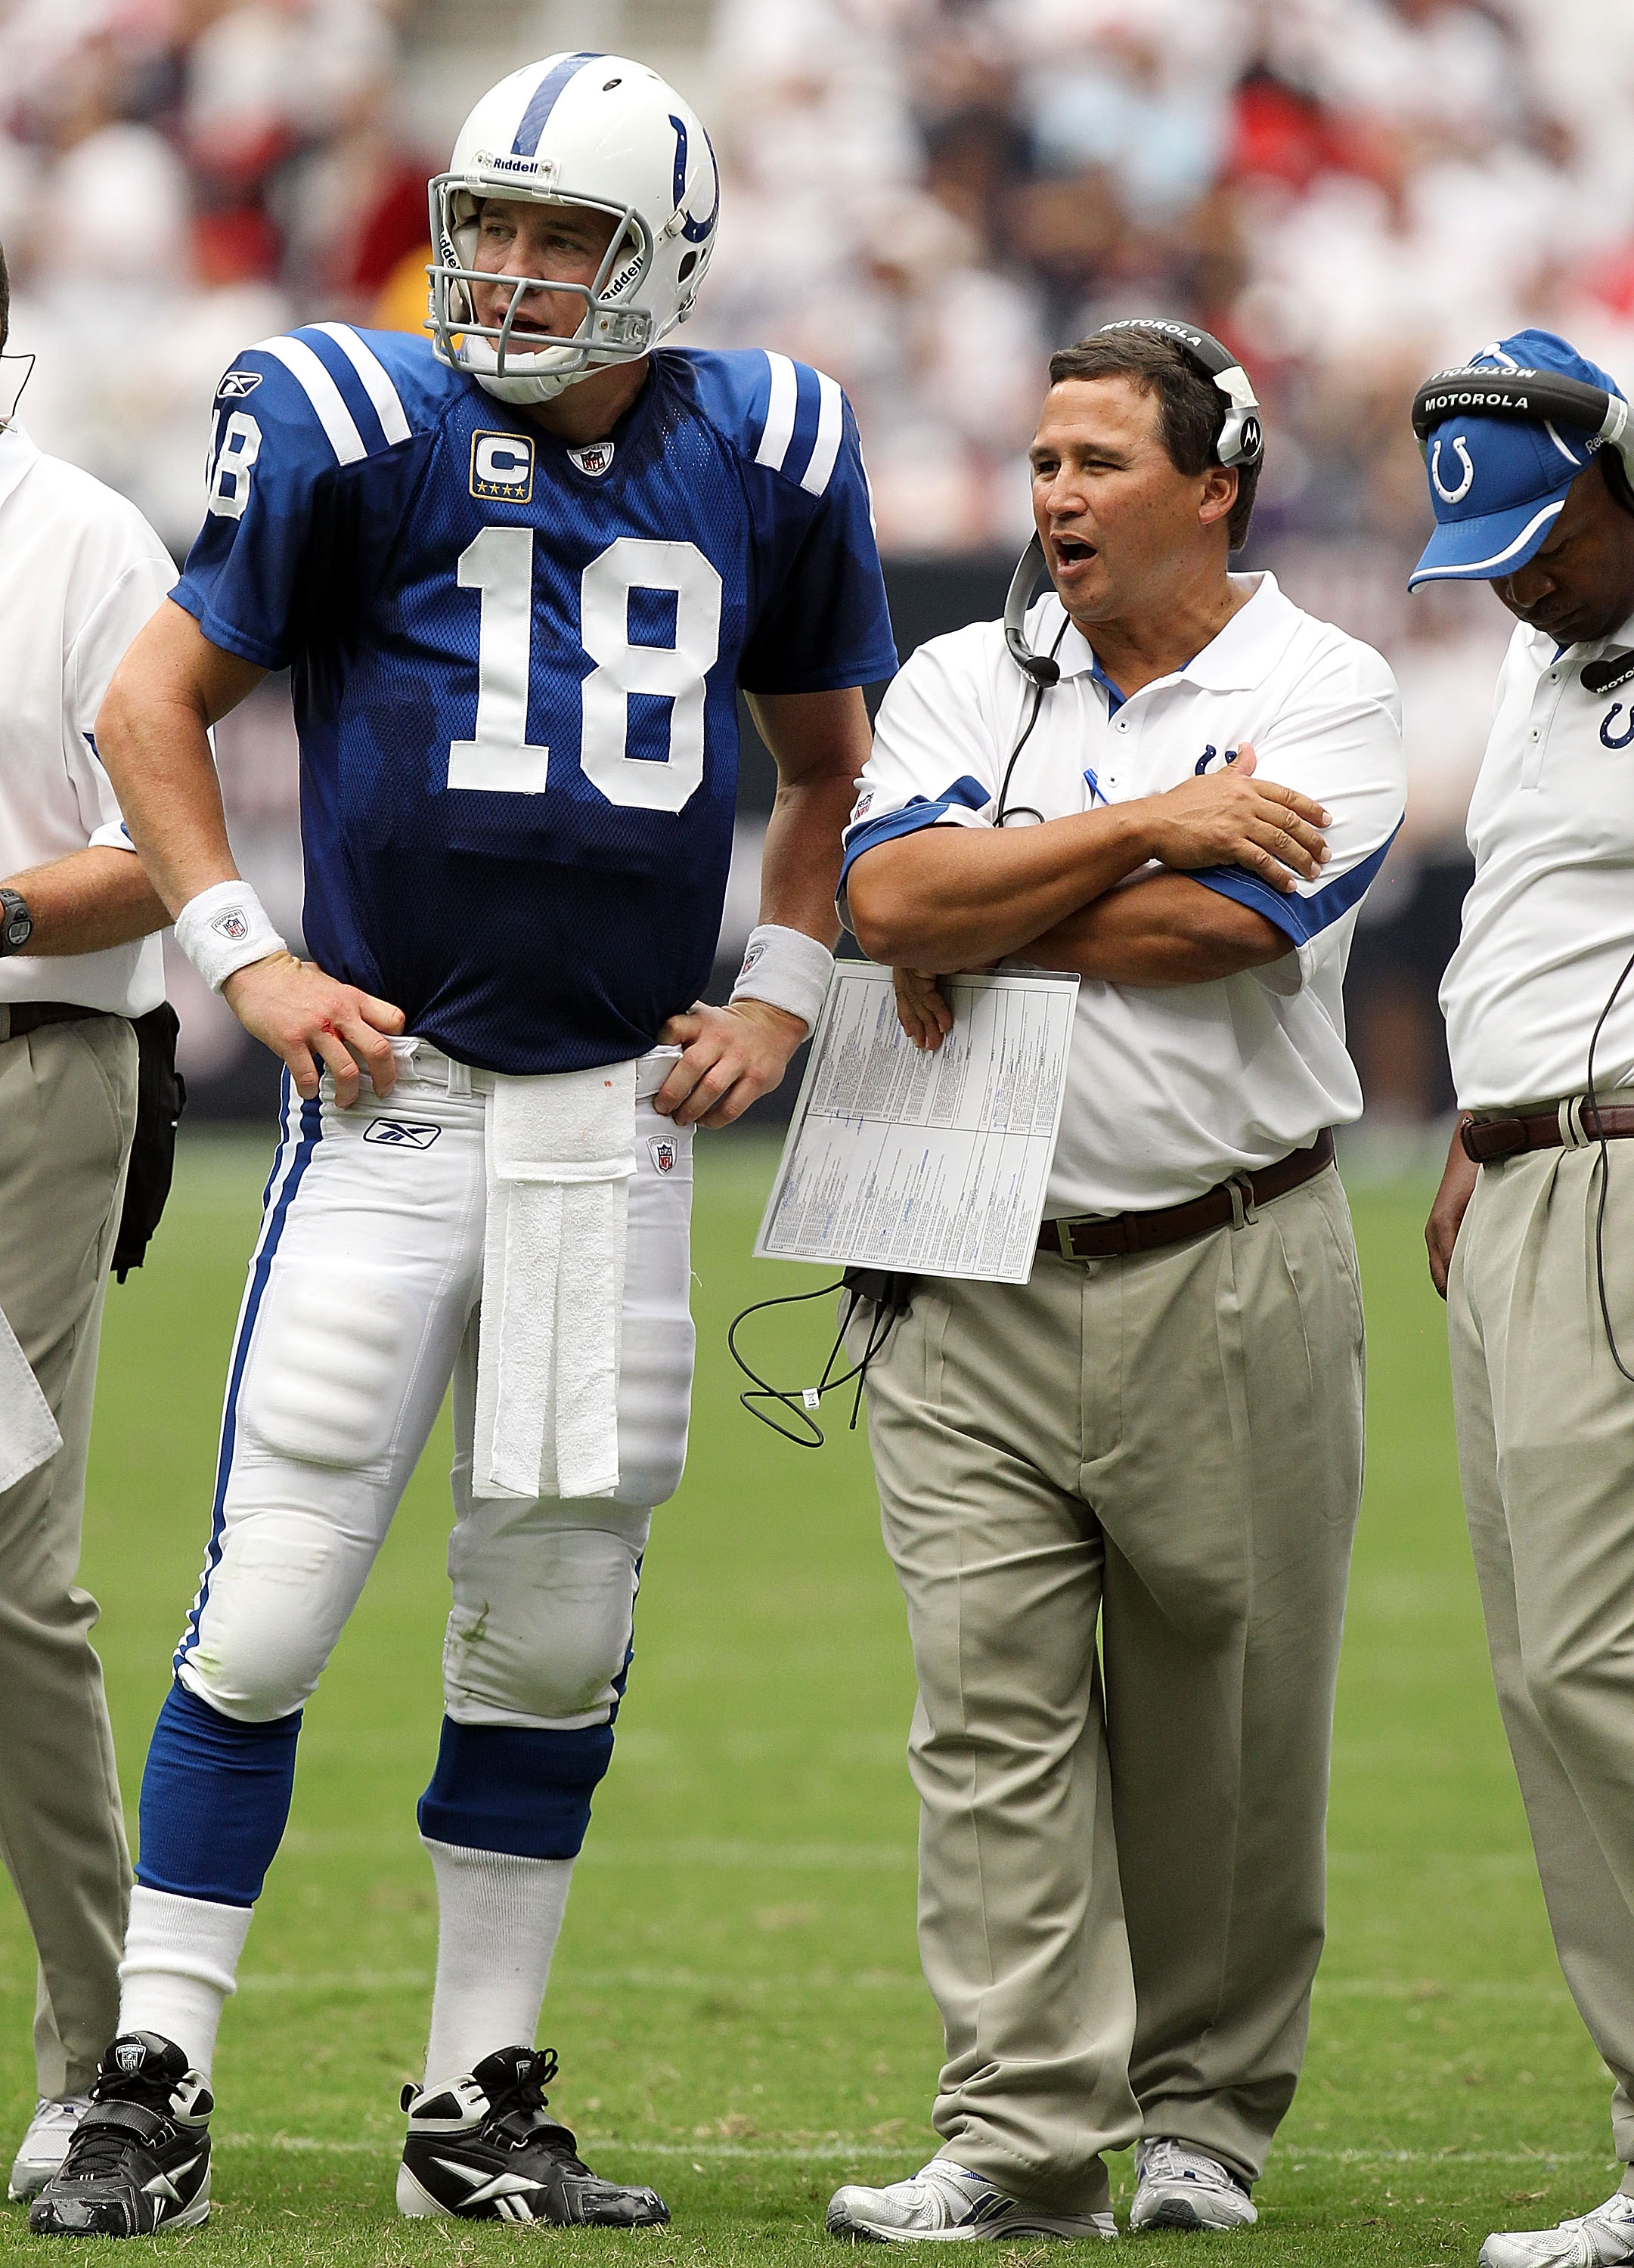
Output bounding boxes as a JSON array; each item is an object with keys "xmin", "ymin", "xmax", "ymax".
[
  {"xmin": 668, "ymin": 115, "xmax": 721, "ymax": 245},
  {"xmin": 1431, "ymin": 436, "xmax": 1475, "ymax": 504}
]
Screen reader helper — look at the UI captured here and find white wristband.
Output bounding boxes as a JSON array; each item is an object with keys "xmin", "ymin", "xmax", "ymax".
[
  {"xmin": 174, "ymin": 879, "xmax": 287, "ymax": 994},
  {"xmin": 729, "ymin": 924, "xmax": 835, "ymax": 1034}
]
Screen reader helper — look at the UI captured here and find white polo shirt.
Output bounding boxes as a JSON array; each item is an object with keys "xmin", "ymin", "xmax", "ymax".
[
  {"xmin": 1440, "ymin": 613, "xmax": 1634, "ymax": 1111},
  {"xmin": 0, "ymin": 420, "xmax": 175, "ymax": 1018},
  {"xmin": 839, "ymin": 574, "xmax": 1406, "ymax": 1216}
]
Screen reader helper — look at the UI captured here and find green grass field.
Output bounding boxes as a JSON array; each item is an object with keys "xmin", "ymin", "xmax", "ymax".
[{"xmin": 0, "ymin": 1133, "xmax": 1615, "ymax": 2265}]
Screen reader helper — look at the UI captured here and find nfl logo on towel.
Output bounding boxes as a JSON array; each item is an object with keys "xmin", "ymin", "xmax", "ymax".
[{"xmin": 648, "ymin": 1137, "xmax": 677, "ymax": 1175}]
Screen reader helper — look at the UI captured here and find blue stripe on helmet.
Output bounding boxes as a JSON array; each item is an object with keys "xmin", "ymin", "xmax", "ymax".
[{"xmin": 511, "ymin": 51, "xmax": 603, "ymax": 156}]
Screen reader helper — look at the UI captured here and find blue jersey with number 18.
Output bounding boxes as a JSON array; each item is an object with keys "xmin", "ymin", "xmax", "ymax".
[{"xmin": 173, "ymin": 324, "xmax": 898, "ymax": 1074}]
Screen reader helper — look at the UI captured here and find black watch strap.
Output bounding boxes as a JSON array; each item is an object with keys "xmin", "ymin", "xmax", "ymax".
[{"xmin": 0, "ymin": 888, "xmax": 33, "ymax": 956}]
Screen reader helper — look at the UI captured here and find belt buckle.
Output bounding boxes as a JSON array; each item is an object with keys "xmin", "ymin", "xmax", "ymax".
[{"xmin": 1056, "ymin": 1219, "xmax": 1079, "ymax": 1262}]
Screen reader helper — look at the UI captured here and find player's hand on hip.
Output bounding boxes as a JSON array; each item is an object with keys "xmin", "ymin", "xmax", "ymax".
[
  {"xmin": 895, "ymin": 967, "xmax": 954, "ymax": 1051},
  {"xmin": 654, "ymin": 999, "xmax": 808, "ymax": 1129},
  {"xmin": 1143, "ymin": 742, "xmax": 1331, "ymax": 892},
  {"xmin": 1425, "ymin": 1117, "xmax": 1480, "ymax": 1300},
  {"xmin": 222, "ymin": 951, "xmax": 406, "ymax": 1108}
]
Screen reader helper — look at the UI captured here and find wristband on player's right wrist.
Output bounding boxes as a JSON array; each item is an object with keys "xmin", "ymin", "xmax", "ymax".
[{"xmin": 174, "ymin": 878, "xmax": 288, "ymax": 994}]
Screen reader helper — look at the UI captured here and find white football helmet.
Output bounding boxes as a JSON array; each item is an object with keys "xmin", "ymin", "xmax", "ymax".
[{"xmin": 428, "ymin": 51, "xmax": 721, "ymax": 405}]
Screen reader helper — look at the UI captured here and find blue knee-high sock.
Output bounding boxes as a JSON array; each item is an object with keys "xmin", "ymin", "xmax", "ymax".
[
  {"xmin": 136, "ymin": 1682, "xmax": 302, "ymax": 1906},
  {"xmin": 417, "ymin": 1721, "xmax": 615, "ymax": 1859}
]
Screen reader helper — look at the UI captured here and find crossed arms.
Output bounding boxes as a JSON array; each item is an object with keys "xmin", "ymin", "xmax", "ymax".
[{"xmin": 845, "ymin": 745, "xmax": 1331, "ymax": 1048}]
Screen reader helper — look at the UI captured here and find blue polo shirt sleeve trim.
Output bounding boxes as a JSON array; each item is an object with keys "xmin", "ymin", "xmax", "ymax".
[
  {"xmin": 837, "ymin": 775, "xmax": 991, "ymax": 894},
  {"xmin": 1188, "ymin": 822, "xmax": 1399, "ymax": 946}
]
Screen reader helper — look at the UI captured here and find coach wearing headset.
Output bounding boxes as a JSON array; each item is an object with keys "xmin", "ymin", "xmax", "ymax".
[
  {"xmin": 1416, "ymin": 330, "xmax": 1634, "ymax": 2268},
  {"xmin": 823, "ymin": 324, "xmax": 1406, "ymax": 2245}
]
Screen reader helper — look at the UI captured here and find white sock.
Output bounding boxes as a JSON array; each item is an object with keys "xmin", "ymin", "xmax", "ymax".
[
  {"xmin": 421, "ymin": 1839, "xmax": 575, "ymax": 2088},
  {"xmin": 116, "ymin": 1885, "xmax": 254, "ymax": 2081}
]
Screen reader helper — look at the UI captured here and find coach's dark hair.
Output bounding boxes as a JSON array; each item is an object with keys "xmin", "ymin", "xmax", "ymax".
[
  {"xmin": 0, "ymin": 240, "xmax": 9, "ymax": 357},
  {"xmin": 1047, "ymin": 330, "xmax": 1261, "ymax": 551}
]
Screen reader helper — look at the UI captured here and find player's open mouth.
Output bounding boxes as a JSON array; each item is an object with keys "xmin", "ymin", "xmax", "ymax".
[{"xmin": 1052, "ymin": 536, "xmax": 1095, "ymax": 565}]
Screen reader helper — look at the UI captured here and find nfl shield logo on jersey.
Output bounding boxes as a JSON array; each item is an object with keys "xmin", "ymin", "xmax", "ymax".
[
  {"xmin": 648, "ymin": 1137, "xmax": 677, "ymax": 1175},
  {"xmin": 470, "ymin": 432, "xmax": 535, "ymax": 502},
  {"xmin": 568, "ymin": 441, "xmax": 615, "ymax": 478}
]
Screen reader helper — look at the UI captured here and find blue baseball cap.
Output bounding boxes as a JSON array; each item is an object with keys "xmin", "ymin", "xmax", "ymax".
[{"xmin": 1409, "ymin": 328, "xmax": 1624, "ymax": 588}]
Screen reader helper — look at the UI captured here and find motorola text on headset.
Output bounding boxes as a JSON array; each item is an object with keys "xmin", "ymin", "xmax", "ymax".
[
  {"xmin": 994, "ymin": 318, "xmax": 1265, "ymax": 826},
  {"xmin": 1412, "ymin": 355, "xmax": 1634, "ymax": 1377},
  {"xmin": 730, "ymin": 321, "xmax": 1270, "ymax": 1444}
]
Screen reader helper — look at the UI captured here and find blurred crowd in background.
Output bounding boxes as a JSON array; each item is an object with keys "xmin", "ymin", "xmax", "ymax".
[{"xmin": 5, "ymin": 0, "xmax": 1632, "ymax": 1132}]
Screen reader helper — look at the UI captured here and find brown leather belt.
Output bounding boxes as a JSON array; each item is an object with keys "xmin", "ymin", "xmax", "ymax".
[
  {"xmin": 1462, "ymin": 1100, "xmax": 1634, "ymax": 1163},
  {"xmin": 1040, "ymin": 1129, "xmax": 1336, "ymax": 1263},
  {"xmin": 0, "ymin": 1001, "xmax": 117, "ymax": 1043}
]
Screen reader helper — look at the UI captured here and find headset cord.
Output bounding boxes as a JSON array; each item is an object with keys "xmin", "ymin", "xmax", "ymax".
[
  {"xmin": 1586, "ymin": 941, "xmax": 1634, "ymax": 1383},
  {"xmin": 994, "ymin": 616, "xmax": 1071, "ymax": 829},
  {"xmin": 727, "ymin": 1278, "xmax": 903, "ymax": 1448}
]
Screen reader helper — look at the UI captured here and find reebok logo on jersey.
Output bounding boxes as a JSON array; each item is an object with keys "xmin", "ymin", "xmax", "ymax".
[
  {"xmin": 471, "ymin": 432, "xmax": 535, "ymax": 502},
  {"xmin": 568, "ymin": 440, "xmax": 615, "ymax": 478},
  {"xmin": 364, "ymin": 1119, "xmax": 441, "ymax": 1149},
  {"xmin": 648, "ymin": 1136, "xmax": 678, "ymax": 1174},
  {"xmin": 218, "ymin": 370, "xmax": 262, "ymax": 398}
]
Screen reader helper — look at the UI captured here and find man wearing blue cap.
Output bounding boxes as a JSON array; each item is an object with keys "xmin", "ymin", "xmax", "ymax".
[{"xmin": 1413, "ymin": 327, "xmax": 1634, "ymax": 2268}]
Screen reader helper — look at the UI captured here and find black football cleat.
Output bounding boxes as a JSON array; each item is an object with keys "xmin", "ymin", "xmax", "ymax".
[
  {"xmin": 397, "ymin": 2046, "xmax": 668, "ymax": 2226},
  {"xmin": 28, "ymin": 2032, "xmax": 212, "ymax": 2237}
]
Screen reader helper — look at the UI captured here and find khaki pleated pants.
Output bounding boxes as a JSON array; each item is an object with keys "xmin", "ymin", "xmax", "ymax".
[
  {"xmin": 857, "ymin": 1163, "xmax": 1366, "ymax": 2216},
  {"xmin": 0, "ymin": 1014, "xmax": 137, "ymax": 2098},
  {"xmin": 1449, "ymin": 1132, "xmax": 1634, "ymax": 2181}
]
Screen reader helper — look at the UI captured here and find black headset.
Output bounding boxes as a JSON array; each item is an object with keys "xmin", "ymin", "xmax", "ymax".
[{"xmin": 1411, "ymin": 362, "xmax": 1634, "ymax": 534}]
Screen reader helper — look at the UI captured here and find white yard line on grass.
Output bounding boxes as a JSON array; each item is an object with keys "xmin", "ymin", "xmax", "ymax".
[
  {"xmin": 211, "ymin": 2136, "xmax": 1613, "ymax": 2170},
  {"xmin": 215, "ymin": 1969, "xmax": 1566, "ymax": 2000}
]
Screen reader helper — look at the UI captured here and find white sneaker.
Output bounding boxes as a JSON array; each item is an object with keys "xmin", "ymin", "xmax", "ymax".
[
  {"xmin": 1479, "ymin": 2191, "xmax": 1634, "ymax": 2268},
  {"xmin": 827, "ymin": 2158, "xmax": 1116, "ymax": 2243},
  {"xmin": 8, "ymin": 2096, "xmax": 92, "ymax": 2201},
  {"xmin": 1127, "ymin": 2139, "xmax": 1257, "ymax": 2232}
]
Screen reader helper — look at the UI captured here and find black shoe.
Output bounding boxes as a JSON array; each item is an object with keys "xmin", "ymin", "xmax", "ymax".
[
  {"xmin": 28, "ymin": 2033, "xmax": 212, "ymax": 2238},
  {"xmin": 397, "ymin": 2047, "xmax": 668, "ymax": 2226}
]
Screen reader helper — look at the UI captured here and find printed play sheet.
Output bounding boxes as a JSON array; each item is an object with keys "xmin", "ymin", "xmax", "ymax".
[{"xmin": 755, "ymin": 964, "xmax": 1080, "ymax": 1284}]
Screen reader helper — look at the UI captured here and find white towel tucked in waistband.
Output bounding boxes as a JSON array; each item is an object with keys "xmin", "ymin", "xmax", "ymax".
[
  {"xmin": 0, "ymin": 1297, "xmax": 61, "ymax": 1495},
  {"xmin": 472, "ymin": 1060, "xmax": 637, "ymax": 1502}
]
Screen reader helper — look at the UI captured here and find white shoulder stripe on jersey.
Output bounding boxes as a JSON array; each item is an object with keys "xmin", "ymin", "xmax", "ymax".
[
  {"xmin": 254, "ymin": 335, "xmax": 367, "ymax": 466},
  {"xmin": 801, "ymin": 370, "xmax": 844, "ymax": 497},
  {"xmin": 312, "ymin": 322, "xmax": 411, "ymax": 447},
  {"xmin": 755, "ymin": 351, "xmax": 798, "ymax": 473}
]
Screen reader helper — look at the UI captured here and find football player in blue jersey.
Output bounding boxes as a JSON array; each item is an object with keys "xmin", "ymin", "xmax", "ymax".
[{"xmin": 30, "ymin": 52, "xmax": 896, "ymax": 2239}]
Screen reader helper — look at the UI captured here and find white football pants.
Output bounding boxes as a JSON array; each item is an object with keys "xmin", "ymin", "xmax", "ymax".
[{"xmin": 175, "ymin": 1045, "xmax": 695, "ymax": 1732}]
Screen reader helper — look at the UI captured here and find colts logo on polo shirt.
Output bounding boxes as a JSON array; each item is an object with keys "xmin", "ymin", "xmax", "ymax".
[{"xmin": 470, "ymin": 432, "xmax": 535, "ymax": 503}]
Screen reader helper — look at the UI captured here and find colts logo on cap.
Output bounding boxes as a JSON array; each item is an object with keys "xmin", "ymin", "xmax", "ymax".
[
  {"xmin": 470, "ymin": 432, "xmax": 535, "ymax": 503},
  {"xmin": 1431, "ymin": 435, "xmax": 1475, "ymax": 504}
]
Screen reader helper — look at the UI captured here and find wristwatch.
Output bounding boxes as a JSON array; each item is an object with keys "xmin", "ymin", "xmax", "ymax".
[{"xmin": 0, "ymin": 888, "xmax": 33, "ymax": 956}]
